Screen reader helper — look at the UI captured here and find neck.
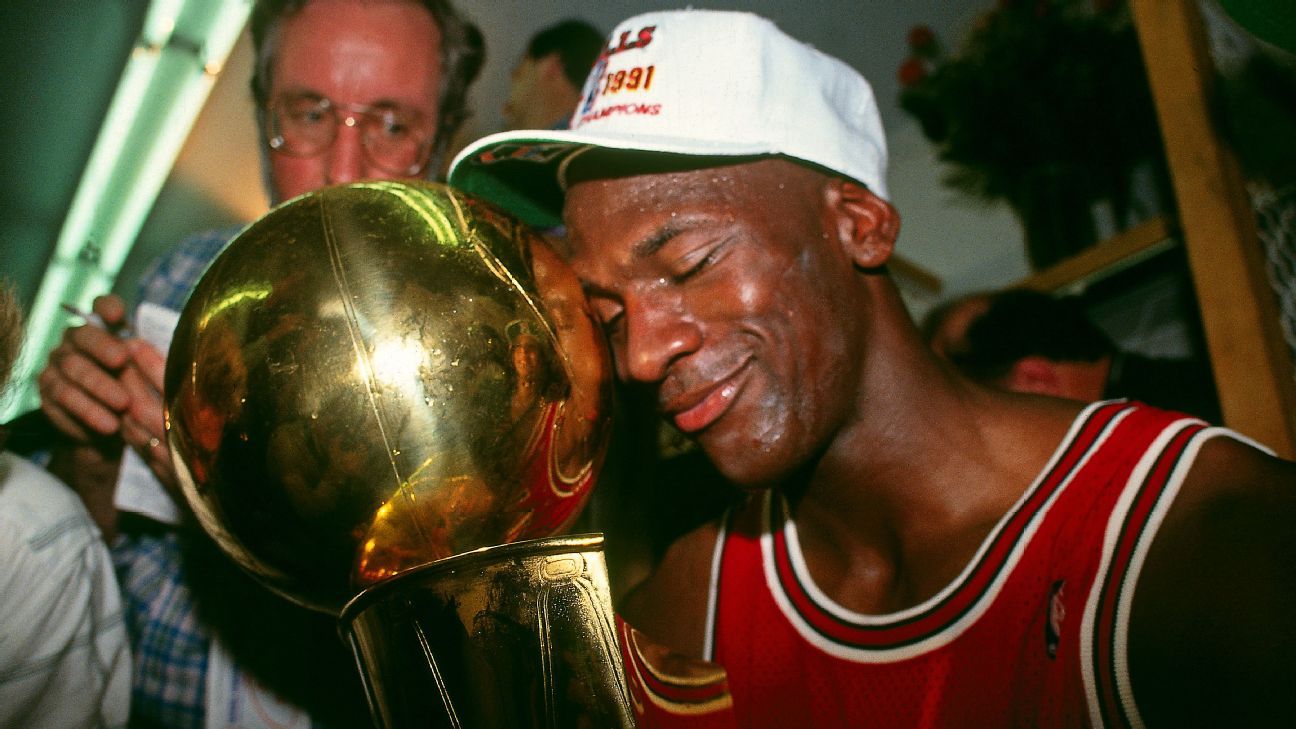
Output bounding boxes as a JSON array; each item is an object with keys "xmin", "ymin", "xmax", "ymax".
[{"xmin": 784, "ymin": 276, "xmax": 1077, "ymax": 611}]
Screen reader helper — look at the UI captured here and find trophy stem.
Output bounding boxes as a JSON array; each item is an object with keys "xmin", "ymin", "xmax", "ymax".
[{"xmin": 340, "ymin": 534, "xmax": 636, "ymax": 728}]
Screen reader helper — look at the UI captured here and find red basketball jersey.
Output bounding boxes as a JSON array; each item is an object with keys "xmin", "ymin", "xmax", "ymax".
[{"xmin": 702, "ymin": 401, "xmax": 1259, "ymax": 728}]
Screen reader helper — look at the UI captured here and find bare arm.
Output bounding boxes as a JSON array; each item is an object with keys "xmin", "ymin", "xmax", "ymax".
[{"xmin": 1129, "ymin": 435, "xmax": 1296, "ymax": 726}]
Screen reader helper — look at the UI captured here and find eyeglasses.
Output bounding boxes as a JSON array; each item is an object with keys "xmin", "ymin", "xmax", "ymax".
[{"xmin": 266, "ymin": 95, "xmax": 436, "ymax": 176}]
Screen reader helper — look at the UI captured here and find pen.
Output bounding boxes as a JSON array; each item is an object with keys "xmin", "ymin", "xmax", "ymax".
[{"xmin": 60, "ymin": 302, "xmax": 135, "ymax": 338}]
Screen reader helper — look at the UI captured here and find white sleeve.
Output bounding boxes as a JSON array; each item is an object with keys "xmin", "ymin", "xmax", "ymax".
[{"xmin": 0, "ymin": 453, "xmax": 131, "ymax": 729}]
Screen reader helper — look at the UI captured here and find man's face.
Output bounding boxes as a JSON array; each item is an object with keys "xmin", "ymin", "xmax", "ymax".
[
  {"xmin": 563, "ymin": 159, "xmax": 865, "ymax": 487},
  {"xmin": 512, "ymin": 335, "xmax": 543, "ymax": 377},
  {"xmin": 267, "ymin": 0, "xmax": 442, "ymax": 201}
]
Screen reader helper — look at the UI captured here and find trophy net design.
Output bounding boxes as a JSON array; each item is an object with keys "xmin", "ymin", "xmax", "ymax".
[{"xmin": 163, "ymin": 181, "xmax": 633, "ymax": 728}]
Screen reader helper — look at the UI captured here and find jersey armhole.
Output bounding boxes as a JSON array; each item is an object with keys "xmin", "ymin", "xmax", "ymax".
[{"xmin": 1083, "ymin": 422, "xmax": 1256, "ymax": 728}]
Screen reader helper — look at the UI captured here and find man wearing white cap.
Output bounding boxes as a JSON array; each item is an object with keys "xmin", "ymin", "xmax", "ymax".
[{"xmin": 450, "ymin": 9, "xmax": 1296, "ymax": 727}]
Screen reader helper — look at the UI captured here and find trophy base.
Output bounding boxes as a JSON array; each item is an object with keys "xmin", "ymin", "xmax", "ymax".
[{"xmin": 340, "ymin": 534, "xmax": 635, "ymax": 729}]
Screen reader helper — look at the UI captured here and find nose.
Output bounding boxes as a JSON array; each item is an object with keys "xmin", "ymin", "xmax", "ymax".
[
  {"xmin": 618, "ymin": 293, "xmax": 702, "ymax": 384},
  {"xmin": 326, "ymin": 114, "xmax": 367, "ymax": 185}
]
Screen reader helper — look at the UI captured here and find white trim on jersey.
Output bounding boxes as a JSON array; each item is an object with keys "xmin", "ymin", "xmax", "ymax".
[
  {"xmin": 762, "ymin": 402, "xmax": 1132, "ymax": 663},
  {"xmin": 703, "ymin": 513, "xmax": 731, "ymax": 662}
]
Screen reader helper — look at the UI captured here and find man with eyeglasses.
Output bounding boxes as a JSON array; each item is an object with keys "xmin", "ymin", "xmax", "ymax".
[{"xmin": 34, "ymin": 1, "xmax": 483, "ymax": 726}]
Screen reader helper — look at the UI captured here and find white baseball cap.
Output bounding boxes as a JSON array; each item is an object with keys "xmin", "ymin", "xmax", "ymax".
[{"xmin": 448, "ymin": 9, "xmax": 890, "ymax": 230}]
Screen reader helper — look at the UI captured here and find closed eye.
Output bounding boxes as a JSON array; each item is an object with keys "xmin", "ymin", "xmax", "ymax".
[
  {"xmin": 670, "ymin": 235, "xmax": 734, "ymax": 284},
  {"xmin": 588, "ymin": 297, "xmax": 624, "ymax": 341},
  {"xmin": 602, "ymin": 318, "xmax": 625, "ymax": 352},
  {"xmin": 672, "ymin": 251, "xmax": 714, "ymax": 283}
]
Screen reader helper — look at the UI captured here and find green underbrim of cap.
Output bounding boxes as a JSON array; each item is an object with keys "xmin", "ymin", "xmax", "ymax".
[
  {"xmin": 449, "ymin": 139, "xmax": 581, "ymax": 231},
  {"xmin": 449, "ymin": 130, "xmax": 879, "ymax": 232}
]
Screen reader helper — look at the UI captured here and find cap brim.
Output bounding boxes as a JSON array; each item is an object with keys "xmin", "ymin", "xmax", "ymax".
[{"xmin": 448, "ymin": 129, "xmax": 771, "ymax": 230}]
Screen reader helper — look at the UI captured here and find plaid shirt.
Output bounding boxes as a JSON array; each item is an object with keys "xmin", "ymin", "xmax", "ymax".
[
  {"xmin": 136, "ymin": 226, "xmax": 237, "ymax": 313},
  {"xmin": 114, "ymin": 227, "xmax": 236, "ymax": 729},
  {"xmin": 113, "ymin": 530, "xmax": 207, "ymax": 729}
]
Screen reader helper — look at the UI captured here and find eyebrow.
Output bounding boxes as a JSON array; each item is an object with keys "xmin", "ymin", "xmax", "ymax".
[
  {"xmin": 275, "ymin": 88, "xmax": 414, "ymax": 111},
  {"xmin": 577, "ymin": 218, "xmax": 712, "ymax": 298},
  {"xmin": 577, "ymin": 225, "xmax": 683, "ymax": 300},
  {"xmin": 632, "ymin": 221, "xmax": 692, "ymax": 259}
]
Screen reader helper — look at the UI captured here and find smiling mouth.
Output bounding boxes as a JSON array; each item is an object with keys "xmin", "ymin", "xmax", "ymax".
[{"xmin": 669, "ymin": 364, "xmax": 749, "ymax": 434}]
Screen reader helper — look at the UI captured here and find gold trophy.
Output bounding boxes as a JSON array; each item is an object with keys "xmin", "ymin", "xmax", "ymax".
[{"xmin": 163, "ymin": 181, "xmax": 633, "ymax": 728}]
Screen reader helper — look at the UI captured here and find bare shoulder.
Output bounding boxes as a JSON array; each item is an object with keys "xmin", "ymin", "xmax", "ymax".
[
  {"xmin": 1181, "ymin": 430, "xmax": 1294, "ymax": 495},
  {"xmin": 1129, "ymin": 432, "xmax": 1296, "ymax": 725},
  {"xmin": 1152, "ymin": 433, "xmax": 1295, "ymax": 545},
  {"xmin": 616, "ymin": 519, "xmax": 723, "ymax": 659}
]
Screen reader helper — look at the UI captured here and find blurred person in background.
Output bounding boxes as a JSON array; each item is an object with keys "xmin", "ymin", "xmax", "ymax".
[
  {"xmin": 924, "ymin": 287, "xmax": 1221, "ymax": 422},
  {"xmin": 503, "ymin": 19, "xmax": 604, "ymax": 131}
]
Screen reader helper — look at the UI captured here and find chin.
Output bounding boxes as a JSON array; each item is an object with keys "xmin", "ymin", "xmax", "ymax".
[{"xmin": 702, "ymin": 440, "xmax": 790, "ymax": 491}]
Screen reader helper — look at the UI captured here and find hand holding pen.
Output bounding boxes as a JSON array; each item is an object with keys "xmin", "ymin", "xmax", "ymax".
[
  {"xmin": 54, "ymin": 297, "xmax": 176, "ymax": 488},
  {"xmin": 59, "ymin": 302, "xmax": 135, "ymax": 339},
  {"xmin": 37, "ymin": 294, "xmax": 135, "ymax": 442}
]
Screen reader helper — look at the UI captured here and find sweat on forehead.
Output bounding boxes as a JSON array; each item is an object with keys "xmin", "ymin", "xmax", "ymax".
[{"xmin": 559, "ymin": 158, "xmax": 828, "ymax": 257}]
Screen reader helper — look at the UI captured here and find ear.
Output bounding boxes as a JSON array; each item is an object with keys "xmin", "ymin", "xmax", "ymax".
[
  {"xmin": 824, "ymin": 178, "xmax": 899, "ymax": 270},
  {"xmin": 1003, "ymin": 356, "xmax": 1066, "ymax": 397}
]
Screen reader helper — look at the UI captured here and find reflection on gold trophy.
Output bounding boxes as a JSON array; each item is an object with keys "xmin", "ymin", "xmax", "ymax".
[{"xmin": 163, "ymin": 181, "xmax": 632, "ymax": 727}]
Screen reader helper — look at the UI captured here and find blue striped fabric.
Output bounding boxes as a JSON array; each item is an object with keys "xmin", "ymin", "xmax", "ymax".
[
  {"xmin": 112, "ymin": 531, "xmax": 207, "ymax": 729},
  {"xmin": 135, "ymin": 227, "xmax": 241, "ymax": 313}
]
